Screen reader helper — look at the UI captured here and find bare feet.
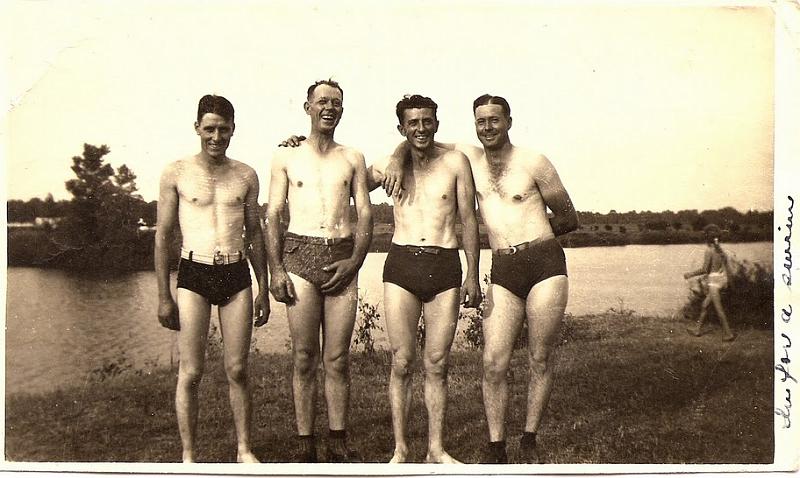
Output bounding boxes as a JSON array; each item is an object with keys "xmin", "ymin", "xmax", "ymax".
[
  {"xmin": 389, "ymin": 447, "xmax": 408, "ymax": 463},
  {"xmin": 182, "ymin": 451, "xmax": 195, "ymax": 463},
  {"xmin": 722, "ymin": 333, "xmax": 736, "ymax": 342},
  {"xmin": 425, "ymin": 450, "xmax": 462, "ymax": 464},
  {"xmin": 686, "ymin": 325, "xmax": 702, "ymax": 337},
  {"xmin": 237, "ymin": 450, "xmax": 260, "ymax": 463}
]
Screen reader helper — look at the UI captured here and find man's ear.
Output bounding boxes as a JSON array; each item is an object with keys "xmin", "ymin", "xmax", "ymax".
[
  {"xmin": 397, "ymin": 124, "xmax": 406, "ymax": 136},
  {"xmin": 508, "ymin": 116, "xmax": 513, "ymax": 130},
  {"xmin": 231, "ymin": 122, "xmax": 236, "ymax": 136},
  {"xmin": 194, "ymin": 121, "xmax": 200, "ymax": 135},
  {"xmin": 304, "ymin": 101, "xmax": 311, "ymax": 115}
]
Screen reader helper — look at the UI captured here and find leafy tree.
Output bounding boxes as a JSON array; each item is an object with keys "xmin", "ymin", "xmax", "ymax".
[{"xmin": 63, "ymin": 143, "xmax": 144, "ymax": 246}]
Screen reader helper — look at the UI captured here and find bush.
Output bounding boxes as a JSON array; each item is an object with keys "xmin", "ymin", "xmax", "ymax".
[
  {"xmin": 680, "ymin": 259, "xmax": 773, "ymax": 329},
  {"xmin": 354, "ymin": 295, "xmax": 383, "ymax": 354}
]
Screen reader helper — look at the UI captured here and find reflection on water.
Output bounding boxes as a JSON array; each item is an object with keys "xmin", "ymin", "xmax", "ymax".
[{"xmin": 5, "ymin": 242, "xmax": 772, "ymax": 395}]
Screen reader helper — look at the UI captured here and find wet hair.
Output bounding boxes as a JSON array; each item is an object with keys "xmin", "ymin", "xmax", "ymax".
[
  {"xmin": 472, "ymin": 94, "xmax": 511, "ymax": 118},
  {"xmin": 307, "ymin": 79, "xmax": 344, "ymax": 100},
  {"xmin": 197, "ymin": 95, "xmax": 234, "ymax": 123},
  {"xmin": 395, "ymin": 94, "xmax": 438, "ymax": 124}
]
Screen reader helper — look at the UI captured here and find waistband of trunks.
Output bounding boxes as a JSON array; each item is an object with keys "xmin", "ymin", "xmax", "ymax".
[
  {"xmin": 180, "ymin": 248, "xmax": 247, "ymax": 265},
  {"xmin": 390, "ymin": 243, "xmax": 458, "ymax": 256},
  {"xmin": 493, "ymin": 233, "xmax": 557, "ymax": 256},
  {"xmin": 285, "ymin": 232, "xmax": 354, "ymax": 246}
]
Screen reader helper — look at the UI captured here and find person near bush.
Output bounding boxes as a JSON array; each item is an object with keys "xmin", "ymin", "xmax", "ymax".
[{"xmin": 683, "ymin": 224, "xmax": 735, "ymax": 341}]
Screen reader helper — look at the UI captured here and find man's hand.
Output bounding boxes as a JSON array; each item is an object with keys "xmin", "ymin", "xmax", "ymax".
[
  {"xmin": 382, "ymin": 156, "xmax": 405, "ymax": 199},
  {"xmin": 460, "ymin": 275, "xmax": 482, "ymax": 309},
  {"xmin": 253, "ymin": 289, "xmax": 270, "ymax": 327},
  {"xmin": 269, "ymin": 269, "xmax": 297, "ymax": 304},
  {"xmin": 320, "ymin": 257, "xmax": 359, "ymax": 295},
  {"xmin": 157, "ymin": 296, "xmax": 180, "ymax": 331},
  {"xmin": 278, "ymin": 135, "xmax": 306, "ymax": 148}
]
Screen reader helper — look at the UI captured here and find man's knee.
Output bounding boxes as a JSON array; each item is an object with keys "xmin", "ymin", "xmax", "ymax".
[
  {"xmin": 294, "ymin": 348, "xmax": 319, "ymax": 376},
  {"xmin": 423, "ymin": 350, "xmax": 449, "ymax": 378},
  {"xmin": 528, "ymin": 345, "xmax": 554, "ymax": 376},
  {"xmin": 225, "ymin": 358, "xmax": 248, "ymax": 384},
  {"xmin": 391, "ymin": 352, "xmax": 416, "ymax": 379},
  {"xmin": 178, "ymin": 363, "xmax": 204, "ymax": 387},
  {"xmin": 483, "ymin": 351, "xmax": 510, "ymax": 384},
  {"xmin": 324, "ymin": 350, "xmax": 350, "ymax": 378}
]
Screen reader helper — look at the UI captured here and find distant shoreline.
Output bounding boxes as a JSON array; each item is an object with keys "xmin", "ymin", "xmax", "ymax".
[{"xmin": 7, "ymin": 225, "xmax": 773, "ymax": 271}]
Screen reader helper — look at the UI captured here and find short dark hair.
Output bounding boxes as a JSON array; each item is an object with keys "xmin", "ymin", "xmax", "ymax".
[
  {"xmin": 703, "ymin": 223, "xmax": 722, "ymax": 236},
  {"xmin": 307, "ymin": 79, "xmax": 344, "ymax": 100},
  {"xmin": 472, "ymin": 94, "xmax": 511, "ymax": 118},
  {"xmin": 395, "ymin": 94, "xmax": 438, "ymax": 124},
  {"xmin": 197, "ymin": 95, "xmax": 234, "ymax": 123}
]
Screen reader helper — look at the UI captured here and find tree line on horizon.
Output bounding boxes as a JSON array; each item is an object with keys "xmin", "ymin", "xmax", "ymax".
[{"xmin": 6, "ymin": 143, "xmax": 773, "ymax": 271}]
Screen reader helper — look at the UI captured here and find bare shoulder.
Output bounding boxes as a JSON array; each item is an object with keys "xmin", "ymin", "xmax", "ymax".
[
  {"xmin": 229, "ymin": 159, "xmax": 259, "ymax": 182},
  {"xmin": 339, "ymin": 144, "xmax": 366, "ymax": 165},
  {"xmin": 443, "ymin": 149, "xmax": 471, "ymax": 171},
  {"xmin": 454, "ymin": 143, "xmax": 483, "ymax": 162},
  {"xmin": 514, "ymin": 147, "xmax": 553, "ymax": 173},
  {"xmin": 161, "ymin": 156, "xmax": 192, "ymax": 183}
]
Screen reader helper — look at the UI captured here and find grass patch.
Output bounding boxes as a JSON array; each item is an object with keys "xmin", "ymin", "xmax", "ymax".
[{"xmin": 5, "ymin": 314, "xmax": 772, "ymax": 464}]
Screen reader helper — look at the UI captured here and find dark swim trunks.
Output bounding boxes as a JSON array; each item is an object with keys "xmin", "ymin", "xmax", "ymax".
[
  {"xmin": 382, "ymin": 243, "xmax": 462, "ymax": 302},
  {"xmin": 491, "ymin": 237, "xmax": 567, "ymax": 300},
  {"xmin": 177, "ymin": 255, "xmax": 252, "ymax": 306},
  {"xmin": 282, "ymin": 232, "xmax": 355, "ymax": 294}
]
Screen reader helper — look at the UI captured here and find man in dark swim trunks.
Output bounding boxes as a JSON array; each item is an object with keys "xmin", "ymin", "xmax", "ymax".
[
  {"xmin": 154, "ymin": 94, "xmax": 269, "ymax": 463},
  {"xmin": 266, "ymin": 80, "xmax": 373, "ymax": 462},
  {"xmin": 367, "ymin": 94, "xmax": 481, "ymax": 464},
  {"xmin": 381, "ymin": 94, "xmax": 578, "ymax": 464}
]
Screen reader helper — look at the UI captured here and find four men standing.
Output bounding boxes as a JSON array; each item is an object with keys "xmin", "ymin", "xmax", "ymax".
[{"xmin": 155, "ymin": 88, "xmax": 576, "ymax": 464}]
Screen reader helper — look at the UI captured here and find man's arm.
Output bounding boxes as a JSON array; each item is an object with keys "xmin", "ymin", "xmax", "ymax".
[
  {"xmin": 321, "ymin": 152, "xmax": 374, "ymax": 294},
  {"xmin": 266, "ymin": 151, "xmax": 296, "ymax": 304},
  {"xmin": 534, "ymin": 154, "xmax": 579, "ymax": 237},
  {"xmin": 365, "ymin": 155, "xmax": 390, "ymax": 193},
  {"xmin": 243, "ymin": 167, "xmax": 270, "ymax": 326},
  {"xmin": 684, "ymin": 249, "xmax": 712, "ymax": 279},
  {"xmin": 154, "ymin": 163, "xmax": 180, "ymax": 331},
  {"xmin": 382, "ymin": 141, "xmax": 462, "ymax": 197},
  {"xmin": 453, "ymin": 152, "xmax": 482, "ymax": 308}
]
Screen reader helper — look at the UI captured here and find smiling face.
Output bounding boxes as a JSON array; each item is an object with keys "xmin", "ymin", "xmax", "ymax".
[
  {"xmin": 195, "ymin": 113, "xmax": 234, "ymax": 159},
  {"xmin": 474, "ymin": 104, "xmax": 512, "ymax": 151},
  {"xmin": 398, "ymin": 107, "xmax": 438, "ymax": 151},
  {"xmin": 305, "ymin": 84, "xmax": 344, "ymax": 134}
]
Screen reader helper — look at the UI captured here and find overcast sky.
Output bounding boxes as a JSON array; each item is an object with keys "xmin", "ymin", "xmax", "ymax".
[{"xmin": 3, "ymin": 1, "xmax": 774, "ymax": 213}]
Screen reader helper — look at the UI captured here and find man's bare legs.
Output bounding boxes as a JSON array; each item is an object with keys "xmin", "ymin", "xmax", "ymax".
[
  {"xmin": 175, "ymin": 289, "xmax": 211, "ymax": 463},
  {"xmin": 286, "ymin": 273, "xmax": 323, "ymax": 460},
  {"xmin": 384, "ymin": 283, "xmax": 421, "ymax": 463},
  {"xmin": 481, "ymin": 276, "xmax": 567, "ymax": 463},
  {"xmin": 321, "ymin": 279, "xmax": 358, "ymax": 460},
  {"xmin": 688, "ymin": 285, "xmax": 733, "ymax": 340},
  {"xmin": 523, "ymin": 276, "xmax": 568, "ymax": 437},
  {"xmin": 482, "ymin": 285, "xmax": 526, "ymax": 443},
  {"xmin": 286, "ymin": 273, "xmax": 359, "ymax": 461},
  {"xmin": 218, "ymin": 288, "xmax": 260, "ymax": 463},
  {"xmin": 420, "ymin": 288, "xmax": 460, "ymax": 464},
  {"xmin": 384, "ymin": 283, "xmax": 461, "ymax": 464}
]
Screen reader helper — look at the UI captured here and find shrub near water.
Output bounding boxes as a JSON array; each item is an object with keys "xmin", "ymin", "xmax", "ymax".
[{"xmin": 680, "ymin": 259, "xmax": 773, "ymax": 329}]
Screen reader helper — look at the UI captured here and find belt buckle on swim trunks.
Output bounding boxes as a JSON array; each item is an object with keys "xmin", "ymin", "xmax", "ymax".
[
  {"xmin": 508, "ymin": 245, "xmax": 518, "ymax": 255},
  {"xmin": 323, "ymin": 237, "xmax": 334, "ymax": 246},
  {"xmin": 213, "ymin": 251, "xmax": 224, "ymax": 265}
]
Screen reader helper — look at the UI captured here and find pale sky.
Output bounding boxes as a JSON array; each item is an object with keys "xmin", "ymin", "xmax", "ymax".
[{"xmin": 2, "ymin": 1, "xmax": 774, "ymax": 213}]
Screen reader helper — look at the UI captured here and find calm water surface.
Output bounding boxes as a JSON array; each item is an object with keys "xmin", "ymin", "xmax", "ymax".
[{"xmin": 6, "ymin": 242, "xmax": 772, "ymax": 395}]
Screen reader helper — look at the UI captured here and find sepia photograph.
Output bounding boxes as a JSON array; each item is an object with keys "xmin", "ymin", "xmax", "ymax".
[{"xmin": 2, "ymin": 0, "xmax": 798, "ymax": 474}]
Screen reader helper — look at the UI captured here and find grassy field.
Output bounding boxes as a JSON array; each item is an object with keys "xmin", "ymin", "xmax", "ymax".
[{"xmin": 5, "ymin": 312, "xmax": 773, "ymax": 464}]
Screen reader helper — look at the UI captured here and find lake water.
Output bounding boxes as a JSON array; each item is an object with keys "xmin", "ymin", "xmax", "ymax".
[{"xmin": 5, "ymin": 242, "xmax": 772, "ymax": 395}]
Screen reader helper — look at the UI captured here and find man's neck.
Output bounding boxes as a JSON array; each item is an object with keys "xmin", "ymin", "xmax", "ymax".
[
  {"xmin": 409, "ymin": 143, "xmax": 437, "ymax": 167},
  {"xmin": 484, "ymin": 141, "xmax": 514, "ymax": 163},
  {"xmin": 307, "ymin": 131, "xmax": 336, "ymax": 154},
  {"xmin": 197, "ymin": 152, "xmax": 228, "ymax": 168}
]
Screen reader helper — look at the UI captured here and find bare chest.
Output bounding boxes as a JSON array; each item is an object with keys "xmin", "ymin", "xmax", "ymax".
[
  {"xmin": 473, "ymin": 159, "xmax": 540, "ymax": 204},
  {"xmin": 396, "ymin": 163, "xmax": 456, "ymax": 211},
  {"xmin": 286, "ymin": 157, "xmax": 353, "ymax": 194},
  {"xmin": 177, "ymin": 171, "xmax": 249, "ymax": 208}
]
